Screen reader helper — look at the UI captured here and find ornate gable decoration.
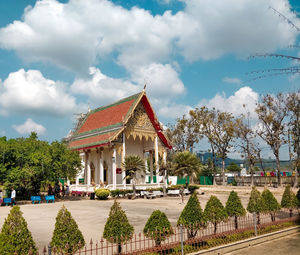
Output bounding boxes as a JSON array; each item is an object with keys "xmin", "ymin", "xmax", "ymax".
[{"xmin": 125, "ymin": 103, "xmax": 156, "ymax": 141}]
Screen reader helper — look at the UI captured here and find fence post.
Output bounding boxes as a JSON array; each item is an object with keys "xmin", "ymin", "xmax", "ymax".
[
  {"xmin": 253, "ymin": 213, "xmax": 257, "ymax": 236},
  {"xmin": 180, "ymin": 224, "xmax": 184, "ymax": 255},
  {"xmin": 48, "ymin": 244, "xmax": 52, "ymax": 255}
]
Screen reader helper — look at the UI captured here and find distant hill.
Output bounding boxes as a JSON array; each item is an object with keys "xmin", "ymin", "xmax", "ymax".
[{"xmin": 197, "ymin": 152, "xmax": 292, "ymax": 170}]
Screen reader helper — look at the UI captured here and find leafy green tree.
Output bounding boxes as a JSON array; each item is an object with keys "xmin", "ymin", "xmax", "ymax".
[
  {"xmin": 51, "ymin": 205, "xmax": 85, "ymax": 253},
  {"xmin": 173, "ymin": 151, "xmax": 202, "ymax": 185},
  {"xmin": 204, "ymin": 196, "xmax": 228, "ymax": 234},
  {"xmin": 0, "ymin": 206, "xmax": 37, "ymax": 254},
  {"xmin": 225, "ymin": 191, "xmax": 246, "ymax": 229},
  {"xmin": 144, "ymin": 210, "xmax": 173, "ymax": 246},
  {"xmin": 103, "ymin": 200, "xmax": 134, "ymax": 254},
  {"xmin": 261, "ymin": 189, "xmax": 281, "ymax": 221},
  {"xmin": 122, "ymin": 155, "xmax": 145, "ymax": 198},
  {"xmin": 226, "ymin": 162, "xmax": 241, "ymax": 172},
  {"xmin": 247, "ymin": 186, "xmax": 265, "ymax": 224},
  {"xmin": 159, "ymin": 159, "xmax": 173, "ymax": 196},
  {"xmin": 281, "ymin": 185, "xmax": 298, "ymax": 217},
  {"xmin": 177, "ymin": 193, "xmax": 206, "ymax": 238}
]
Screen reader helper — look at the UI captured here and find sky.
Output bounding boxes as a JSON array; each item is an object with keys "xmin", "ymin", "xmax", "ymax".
[{"xmin": 0, "ymin": 0, "xmax": 299, "ymax": 159}]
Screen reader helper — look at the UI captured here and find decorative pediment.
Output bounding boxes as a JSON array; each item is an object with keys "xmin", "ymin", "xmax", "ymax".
[{"xmin": 125, "ymin": 103, "xmax": 156, "ymax": 141}]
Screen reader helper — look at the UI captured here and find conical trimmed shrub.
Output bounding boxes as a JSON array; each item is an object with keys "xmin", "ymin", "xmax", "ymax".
[
  {"xmin": 262, "ymin": 189, "xmax": 280, "ymax": 221},
  {"xmin": 51, "ymin": 205, "xmax": 85, "ymax": 253},
  {"xmin": 103, "ymin": 200, "xmax": 134, "ymax": 254},
  {"xmin": 177, "ymin": 193, "xmax": 206, "ymax": 238},
  {"xmin": 0, "ymin": 206, "xmax": 37, "ymax": 254},
  {"xmin": 247, "ymin": 186, "xmax": 265, "ymax": 224},
  {"xmin": 225, "ymin": 191, "xmax": 246, "ymax": 229},
  {"xmin": 204, "ymin": 195, "xmax": 228, "ymax": 234},
  {"xmin": 281, "ymin": 185, "xmax": 298, "ymax": 217},
  {"xmin": 144, "ymin": 210, "xmax": 173, "ymax": 246}
]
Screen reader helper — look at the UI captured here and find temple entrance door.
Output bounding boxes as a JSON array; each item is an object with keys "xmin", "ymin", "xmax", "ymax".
[
  {"xmin": 90, "ymin": 162, "xmax": 95, "ymax": 184},
  {"xmin": 103, "ymin": 161, "xmax": 108, "ymax": 185}
]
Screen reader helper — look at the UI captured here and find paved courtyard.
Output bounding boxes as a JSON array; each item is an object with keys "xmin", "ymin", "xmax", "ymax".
[{"xmin": 0, "ymin": 186, "xmax": 295, "ymax": 251}]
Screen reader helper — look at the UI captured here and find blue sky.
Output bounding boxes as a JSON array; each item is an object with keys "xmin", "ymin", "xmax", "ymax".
[{"xmin": 0, "ymin": 0, "xmax": 299, "ymax": 159}]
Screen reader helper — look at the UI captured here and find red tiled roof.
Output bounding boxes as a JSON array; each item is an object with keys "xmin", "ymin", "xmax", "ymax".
[
  {"xmin": 77, "ymin": 98, "xmax": 135, "ymax": 134},
  {"xmin": 68, "ymin": 91, "xmax": 172, "ymax": 150}
]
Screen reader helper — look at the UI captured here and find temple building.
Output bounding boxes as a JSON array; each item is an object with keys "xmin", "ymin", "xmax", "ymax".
[{"xmin": 68, "ymin": 90, "xmax": 172, "ymax": 191}]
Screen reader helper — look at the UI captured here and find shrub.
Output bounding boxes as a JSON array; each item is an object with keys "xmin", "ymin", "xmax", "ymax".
[
  {"xmin": 177, "ymin": 193, "xmax": 206, "ymax": 238},
  {"xmin": 95, "ymin": 188, "xmax": 110, "ymax": 200},
  {"xmin": 261, "ymin": 188, "xmax": 281, "ymax": 221},
  {"xmin": 281, "ymin": 185, "xmax": 298, "ymax": 217},
  {"xmin": 232, "ymin": 178, "xmax": 237, "ymax": 186},
  {"xmin": 143, "ymin": 210, "xmax": 173, "ymax": 245},
  {"xmin": 103, "ymin": 200, "xmax": 134, "ymax": 254},
  {"xmin": 0, "ymin": 206, "xmax": 37, "ymax": 254},
  {"xmin": 204, "ymin": 195, "xmax": 228, "ymax": 234},
  {"xmin": 110, "ymin": 189, "xmax": 121, "ymax": 198},
  {"xmin": 225, "ymin": 191, "xmax": 246, "ymax": 229},
  {"xmin": 188, "ymin": 185, "xmax": 199, "ymax": 193},
  {"xmin": 51, "ymin": 205, "xmax": 85, "ymax": 253},
  {"xmin": 167, "ymin": 185, "xmax": 184, "ymax": 190},
  {"xmin": 247, "ymin": 186, "xmax": 265, "ymax": 224}
]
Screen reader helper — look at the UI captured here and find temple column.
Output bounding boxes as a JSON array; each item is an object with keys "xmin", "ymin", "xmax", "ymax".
[
  {"xmin": 100, "ymin": 150, "xmax": 104, "ymax": 186},
  {"xmin": 150, "ymin": 151, "xmax": 153, "ymax": 183},
  {"xmin": 122, "ymin": 133, "xmax": 126, "ymax": 188},
  {"xmin": 154, "ymin": 136, "xmax": 159, "ymax": 185},
  {"xmin": 112, "ymin": 147, "xmax": 117, "ymax": 190},
  {"xmin": 86, "ymin": 152, "xmax": 91, "ymax": 186},
  {"xmin": 163, "ymin": 150, "xmax": 167, "ymax": 189},
  {"xmin": 96, "ymin": 150, "xmax": 100, "ymax": 184},
  {"xmin": 77, "ymin": 152, "xmax": 85, "ymax": 185}
]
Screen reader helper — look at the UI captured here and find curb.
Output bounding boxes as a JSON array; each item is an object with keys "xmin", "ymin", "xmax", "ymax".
[{"xmin": 189, "ymin": 226, "xmax": 300, "ymax": 255}]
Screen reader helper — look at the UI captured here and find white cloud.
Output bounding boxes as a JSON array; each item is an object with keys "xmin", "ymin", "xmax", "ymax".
[
  {"xmin": 222, "ymin": 77, "xmax": 242, "ymax": 84},
  {"xmin": 71, "ymin": 67, "xmax": 140, "ymax": 105},
  {"xmin": 157, "ymin": 103, "xmax": 193, "ymax": 119},
  {"xmin": 0, "ymin": 69, "xmax": 80, "ymax": 117},
  {"xmin": 0, "ymin": 0, "xmax": 298, "ymax": 74},
  {"xmin": 198, "ymin": 86, "xmax": 259, "ymax": 118},
  {"xmin": 0, "ymin": 130, "xmax": 5, "ymax": 136},
  {"xmin": 12, "ymin": 118, "xmax": 46, "ymax": 135},
  {"xmin": 71, "ymin": 64, "xmax": 185, "ymax": 113}
]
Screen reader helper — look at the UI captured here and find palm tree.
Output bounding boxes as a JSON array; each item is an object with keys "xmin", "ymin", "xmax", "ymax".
[
  {"xmin": 122, "ymin": 155, "xmax": 145, "ymax": 198},
  {"xmin": 173, "ymin": 151, "xmax": 202, "ymax": 185},
  {"xmin": 159, "ymin": 159, "xmax": 173, "ymax": 196}
]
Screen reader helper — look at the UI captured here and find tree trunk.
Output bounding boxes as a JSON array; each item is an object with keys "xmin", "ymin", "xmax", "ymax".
[
  {"xmin": 275, "ymin": 156, "xmax": 281, "ymax": 187},
  {"xmin": 294, "ymin": 166, "xmax": 298, "ymax": 188},
  {"xmin": 132, "ymin": 179, "xmax": 136, "ymax": 199},
  {"xmin": 214, "ymin": 222, "xmax": 217, "ymax": 234},
  {"xmin": 234, "ymin": 216, "xmax": 238, "ymax": 229},
  {"xmin": 250, "ymin": 164, "xmax": 254, "ymax": 186},
  {"xmin": 257, "ymin": 212, "xmax": 260, "ymax": 225},
  {"xmin": 289, "ymin": 209, "xmax": 293, "ymax": 217},
  {"xmin": 118, "ymin": 242, "xmax": 122, "ymax": 254},
  {"xmin": 222, "ymin": 159, "xmax": 226, "ymax": 186},
  {"xmin": 163, "ymin": 170, "xmax": 167, "ymax": 197}
]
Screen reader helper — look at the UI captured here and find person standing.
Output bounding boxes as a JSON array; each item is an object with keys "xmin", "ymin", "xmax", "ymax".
[{"xmin": 11, "ymin": 187, "xmax": 16, "ymax": 206}]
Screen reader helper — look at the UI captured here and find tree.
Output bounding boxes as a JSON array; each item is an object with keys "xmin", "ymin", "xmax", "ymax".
[
  {"xmin": 103, "ymin": 200, "xmax": 134, "ymax": 254},
  {"xmin": 165, "ymin": 113, "xmax": 201, "ymax": 153},
  {"xmin": 122, "ymin": 155, "xmax": 145, "ymax": 198},
  {"xmin": 261, "ymin": 189, "xmax": 281, "ymax": 221},
  {"xmin": 51, "ymin": 205, "xmax": 85, "ymax": 253},
  {"xmin": 177, "ymin": 193, "xmax": 206, "ymax": 238},
  {"xmin": 143, "ymin": 210, "xmax": 173, "ymax": 246},
  {"xmin": 235, "ymin": 112, "xmax": 259, "ymax": 186},
  {"xmin": 226, "ymin": 162, "xmax": 241, "ymax": 172},
  {"xmin": 190, "ymin": 107, "xmax": 218, "ymax": 185},
  {"xmin": 281, "ymin": 185, "xmax": 298, "ymax": 217},
  {"xmin": 173, "ymin": 151, "xmax": 202, "ymax": 185},
  {"xmin": 225, "ymin": 191, "xmax": 246, "ymax": 229},
  {"xmin": 286, "ymin": 90, "xmax": 300, "ymax": 188},
  {"xmin": 256, "ymin": 93, "xmax": 288, "ymax": 186},
  {"xmin": 159, "ymin": 159, "xmax": 173, "ymax": 196},
  {"xmin": 0, "ymin": 206, "xmax": 37, "ymax": 254},
  {"xmin": 204, "ymin": 196, "xmax": 228, "ymax": 234},
  {"xmin": 247, "ymin": 186, "xmax": 265, "ymax": 224}
]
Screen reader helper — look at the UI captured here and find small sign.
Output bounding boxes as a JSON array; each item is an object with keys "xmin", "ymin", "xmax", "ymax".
[{"xmin": 116, "ymin": 168, "xmax": 122, "ymax": 174}]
